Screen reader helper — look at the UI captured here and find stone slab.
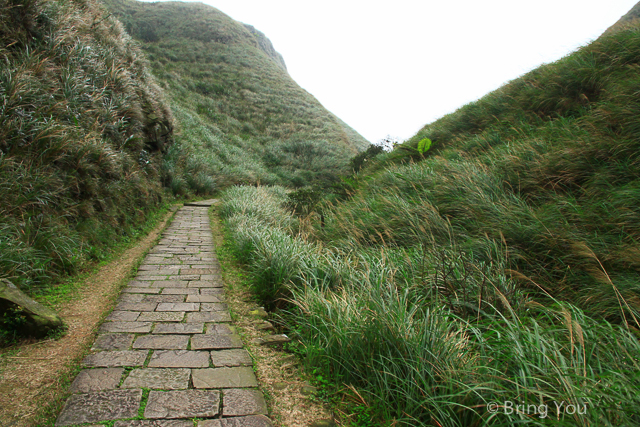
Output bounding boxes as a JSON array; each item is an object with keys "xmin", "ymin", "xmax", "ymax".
[
  {"xmin": 99, "ymin": 322, "xmax": 152, "ymax": 333},
  {"xmin": 187, "ymin": 312, "xmax": 231, "ymax": 323},
  {"xmin": 142, "ymin": 295, "xmax": 186, "ymax": 303},
  {"xmin": 113, "ymin": 302, "xmax": 157, "ymax": 312},
  {"xmin": 156, "ymin": 302, "xmax": 199, "ymax": 312},
  {"xmin": 121, "ymin": 368, "xmax": 191, "ymax": 390},
  {"xmin": 118, "ymin": 294, "xmax": 144, "ymax": 303},
  {"xmin": 162, "ymin": 288, "xmax": 199, "ymax": 295},
  {"xmin": 149, "ymin": 280, "xmax": 189, "ymax": 288},
  {"xmin": 133, "ymin": 334, "xmax": 190, "ymax": 350},
  {"xmin": 55, "ymin": 389, "xmax": 142, "ymax": 426},
  {"xmin": 115, "ymin": 420, "xmax": 192, "ymax": 427},
  {"xmin": 105, "ymin": 311, "xmax": 140, "ymax": 322},
  {"xmin": 153, "ymin": 323, "xmax": 204, "ymax": 334},
  {"xmin": 83, "ymin": 351, "xmax": 147, "ymax": 367},
  {"xmin": 192, "ymin": 367, "xmax": 258, "ymax": 389},
  {"xmin": 206, "ymin": 324, "xmax": 234, "ymax": 335},
  {"xmin": 188, "ymin": 281, "xmax": 222, "ymax": 288},
  {"xmin": 70, "ymin": 368, "xmax": 124, "ymax": 393},
  {"xmin": 186, "ymin": 294, "xmax": 223, "ymax": 303},
  {"xmin": 222, "ymin": 388, "xmax": 268, "ymax": 416},
  {"xmin": 191, "ymin": 334, "xmax": 243, "ymax": 350},
  {"xmin": 198, "ymin": 416, "xmax": 273, "ymax": 427},
  {"xmin": 199, "ymin": 288, "xmax": 224, "ymax": 295},
  {"xmin": 137, "ymin": 312, "xmax": 185, "ymax": 322},
  {"xmin": 92, "ymin": 334, "xmax": 135, "ymax": 351},
  {"xmin": 200, "ymin": 303, "xmax": 227, "ymax": 311},
  {"xmin": 148, "ymin": 350, "xmax": 210, "ymax": 368},
  {"xmin": 211, "ymin": 349, "xmax": 252, "ymax": 367},
  {"xmin": 144, "ymin": 390, "xmax": 220, "ymax": 419},
  {"xmin": 122, "ymin": 287, "xmax": 161, "ymax": 294}
]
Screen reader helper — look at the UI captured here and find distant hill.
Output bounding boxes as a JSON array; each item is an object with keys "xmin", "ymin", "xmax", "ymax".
[{"xmin": 104, "ymin": 0, "xmax": 369, "ymax": 189}]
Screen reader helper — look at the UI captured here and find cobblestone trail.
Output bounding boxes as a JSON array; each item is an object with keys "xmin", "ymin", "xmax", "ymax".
[{"xmin": 56, "ymin": 202, "xmax": 272, "ymax": 427}]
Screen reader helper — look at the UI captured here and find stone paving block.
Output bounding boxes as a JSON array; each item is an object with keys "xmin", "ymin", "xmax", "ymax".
[
  {"xmin": 222, "ymin": 388, "xmax": 267, "ymax": 416},
  {"xmin": 153, "ymin": 259, "xmax": 183, "ymax": 265},
  {"xmin": 200, "ymin": 303, "xmax": 227, "ymax": 311},
  {"xmin": 192, "ymin": 367, "xmax": 258, "ymax": 389},
  {"xmin": 138, "ymin": 269, "xmax": 181, "ymax": 276},
  {"xmin": 200, "ymin": 288, "xmax": 225, "ymax": 295},
  {"xmin": 106, "ymin": 311, "xmax": 140, "ymax": 322},
  {"xmin": 115, "ymin": 420, "xmax": 192, "ymax": 427},
  {"xmin": 142, "ymin": 294, "xmax": 186, "ymax": 303},
  {"xmin": 135, "ymin": 275, "xmax": 168, "ymax": 281},
  {"xmin": 138, "ymin": 312, "xmax": 183, "ymax": 323},
  {"xmin": 199, "ymin": 275, "xmax": 220, "ymax": 281},
  {"xmin": 114, "ymin": 302, "xmax": 157, "ymax": 312},
  {"xmin": 187, "ymin": 312, "xmax": 231, "ymax": 323},
  {"xmin": 180, "ymin": 268, "xmax": 217, "ymax": 275},
  {"xmin": 210, "ymin": 349, "xmax": 252, "ymax": 367},
  {"xmin": 133, "ymin": 334, "xmax": 190, "ymax": 349},
  {"xmin": 99, "ymin": 321, "xmax": 152, "ymax": 334},
  {"xmin": 168, "ymin": 274, "xmax": 199, "ymax": 281},
  {"xmin": 55, "ymin": 389, "xmax": 142, "ymax": 426},
  {"xmin": 153, "ymin": 323, "xmax": 204, "ymax": 334},
  {"xmin": 149, "ymin": 280, "xmax": 190, "ymax": 288},
  {"xmin": 205, "ymin": 324, "xmax": 234, "ymax": 335},
  {"xmin": 70, "ymin": 368, "xmax": 124, "ymax": 393},
  {"xmin": 144, "ymin": 390, "xmax": 220, "ymax": 419},
  {"xmin": 162, "ymin": 288, "xmax": 199, "ymax": 295},
  {"xmin": 148, "ymin": 350, "xmax": 210, "ymax": 368},
  {"xmin": 191, "ymin": 334, "xmax": 243, "ymax": 350},
  {"xmin": 198, "ymin": 415, "xmax": 272, "ymax": 427},
  {"xmin": 83, "ymin": 351, "xmax": 148, "ymax": 367},
  {"xmin": 121, "ymin": 368, "xmax": 191, "ymax": 390},
  {"xmin": 186, "ymin": 294, "xmax": 223, "ymax": 303},
  {"xmin": 118, "ymin": 293, "xmax": 145, "ymax": 303},
  {"xmin": 92, "ymin": 334, "xmax": 135, "ymax": 351},
  {"xmin": 128, "ymin": 280, "xmax": 151, "ymax": 287},
  {"xmin": 122, "ymin": 287, "xmax": 161, "ymax": 294},
  {"xmin": 188, "ymin": 280, "xmax": 222, "ymax": 288},
  {"xmin": 156, "ymin": 302, "xmax": 199, "ymax": 312}
]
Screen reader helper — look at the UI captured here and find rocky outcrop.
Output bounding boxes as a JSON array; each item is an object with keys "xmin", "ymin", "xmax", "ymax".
[
  {"xmin": 243, "ymin": 24, "xmax": 288, "ymax": 71},
  {"xmin": 0, "ymin": 279, "xmax": 64, "ymax": 338}
]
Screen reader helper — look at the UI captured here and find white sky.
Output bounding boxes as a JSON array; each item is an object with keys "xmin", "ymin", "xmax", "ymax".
[{"xmin": 143, "ymin": 0, "xmax": 639, "ymax": 143}]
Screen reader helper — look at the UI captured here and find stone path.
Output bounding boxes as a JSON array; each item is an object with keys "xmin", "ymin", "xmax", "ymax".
[{"xmin": 56, "ymin": 202, "xmax": 272, "ymax": 427}]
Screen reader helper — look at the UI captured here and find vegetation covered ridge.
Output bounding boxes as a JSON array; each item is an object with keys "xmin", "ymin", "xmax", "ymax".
[
  {"xmin": 104, "ymin": 0, "xmax": 369, "ymax": 191},
  {"xmin": 0, "ymin": 0, "xmax": 180, "ymax": 305},
  {"xmin": 218, "ymin": 14, "xmax": 640, "ymax": 427}
]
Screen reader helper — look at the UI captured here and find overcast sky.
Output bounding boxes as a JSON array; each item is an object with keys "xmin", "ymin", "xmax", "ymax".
[{"xmin": 144, "ymin": 0, "xmax": 639, "ymax": 143}]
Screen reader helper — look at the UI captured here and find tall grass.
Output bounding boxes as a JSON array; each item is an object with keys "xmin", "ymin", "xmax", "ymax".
[
  {"xmin": 0, "ymin": 0, "xmax": 179, "ymax": 296},
  {"xmin": 221, "ymin": 185, "xmax": 640, "ymax": 425}
]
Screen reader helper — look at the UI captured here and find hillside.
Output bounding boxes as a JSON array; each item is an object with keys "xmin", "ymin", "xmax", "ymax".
[
  {"xmin": 0, "ymin": 0, "xmax": 177, "ymax": 303},
  {"xmin": 603, "ymin": 0, "xmax": 640, "ymax": 35},
  {"xmin": 104, "ymin": 0, "xmax": 369, "ymax": 189},
  {"xmin": 219, "ymin": 8, "xmax": 640, "ymax": 426}
]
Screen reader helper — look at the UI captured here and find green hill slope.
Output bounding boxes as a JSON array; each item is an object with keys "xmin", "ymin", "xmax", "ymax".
[
  {"xmin": 104, "ymin": 0, "xmax": 369, "ymax": 189},
  {"xmin": 0, "ymin": 0, "xmax": 175, "ymax": 299},
  {"xmin": 218, "ymin": 12, "xmax": 640, "ymax": 426}
]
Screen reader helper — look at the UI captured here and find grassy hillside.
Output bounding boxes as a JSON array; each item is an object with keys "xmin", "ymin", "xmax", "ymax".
[
  {"xmin": 0, "ymin": 0, "xmax": 178, "ymax": 303},
  {"xmin": 104, "ymin": 0, "xmax": 369, "ymax": 190},
  {"xmin": 219, "ymin": 18, "xmax": 640, "ymax": 427}
]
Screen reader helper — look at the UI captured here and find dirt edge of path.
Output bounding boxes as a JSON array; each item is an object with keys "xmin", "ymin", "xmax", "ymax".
[{"xmin": 0, "ymin": 206, "xmax": 179, "ymax": 427}]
